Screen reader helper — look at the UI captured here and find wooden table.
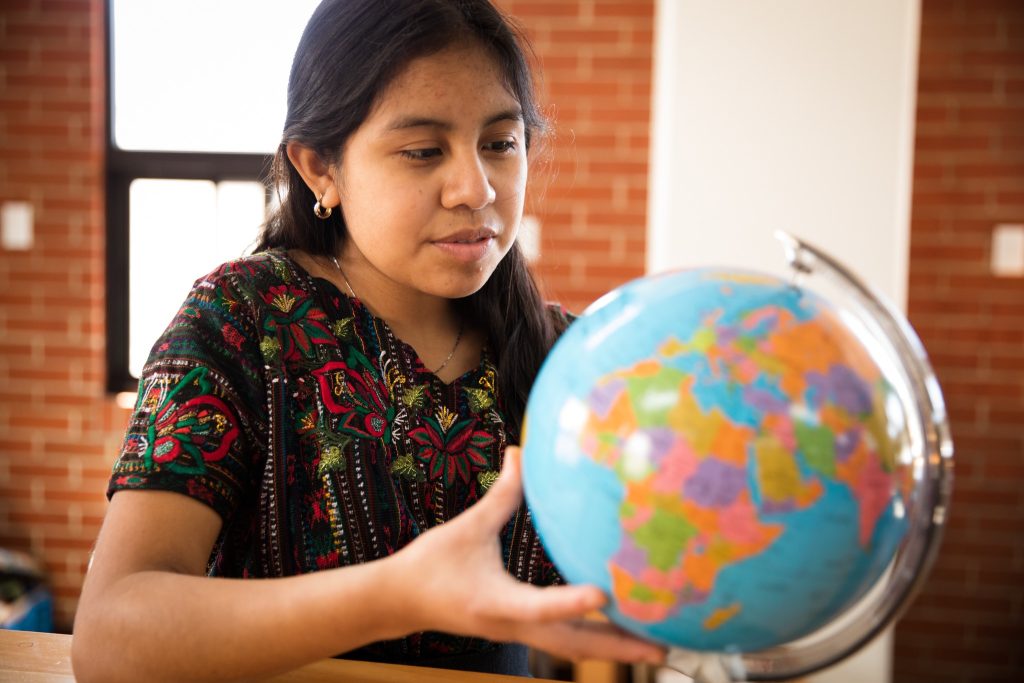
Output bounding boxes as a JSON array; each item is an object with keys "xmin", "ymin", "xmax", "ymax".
[{"xmin": 0, "ymin": 630, "xmax": 559, "ymax": 682}]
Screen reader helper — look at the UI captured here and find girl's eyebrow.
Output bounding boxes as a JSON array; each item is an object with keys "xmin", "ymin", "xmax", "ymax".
[{"xmin": 384, "ymin": 108, "xmax": 524, "ymax": 132}]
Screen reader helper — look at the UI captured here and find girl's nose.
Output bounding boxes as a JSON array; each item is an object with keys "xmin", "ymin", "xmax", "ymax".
[{"xmin": 441, "ymin": 154, "xmax": 496, "ymax": 211}]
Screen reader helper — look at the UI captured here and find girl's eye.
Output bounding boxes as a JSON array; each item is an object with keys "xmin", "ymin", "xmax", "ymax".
[
  {"xmin": 485, "ymin": 140, "xmax": 517, "ymax": 154},
  {"xmin": 400, "ymin": 148, "xmax": 442, "ymax": 161}
]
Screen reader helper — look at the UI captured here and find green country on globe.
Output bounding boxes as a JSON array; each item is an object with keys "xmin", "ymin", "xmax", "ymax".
[{"xmin": 522, "ymin": 269, "xmax": 913, "ymax": 653}]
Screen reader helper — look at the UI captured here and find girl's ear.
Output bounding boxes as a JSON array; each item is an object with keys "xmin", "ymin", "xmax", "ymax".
[{"xmin": 286, "ymin": 142, "xmax": 340, "ymax": 208}]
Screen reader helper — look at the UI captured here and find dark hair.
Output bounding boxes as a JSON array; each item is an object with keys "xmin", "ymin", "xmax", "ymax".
[{"xmin": 255, "ymin": 0, "xmax": 561, "ymax": 439}]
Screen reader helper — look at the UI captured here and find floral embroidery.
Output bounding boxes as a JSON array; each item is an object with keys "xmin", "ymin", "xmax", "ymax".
[
  {"xmin": 221, "ymin": 294, "xmax": 243, "ymax": 316},
  {"xmin": 464, "ymin": 387, "xmax": 493, "ymax": 413},
  {"xmin": 271, "ymin": 289, "xmax": 297, "ymax": 312},
  {"xmin": 297, "ymin": 409, "xmax": 317, "ymax": 434},
  {"xmin": 402, "ymin": 384, "xmax": 427, "ymax": 409},
  {"xmin": 260, "ymin": 335, "xmax": 282, "ymax": 363},
  {"xmin": 312, "ymin": 349, "xmax": 395, "ymax": 443},
  {"xmin": 390, "ymin": 453, "xmax": 424, "ymax": 482},
  {"xmin": 114, "ymin": 473, "xmax": 145, "ymax": 487},
  {"xmin": 478, "ymin": 367, "xmax": 496, "ymax": 394},
  {"xmin": 222, "ymin": 323, "xmax": 245, "ymax": 351},
  {"xmin": 144, "ymin": 366, "xmax": 239, "ymax": 474},
  {"xmin": 408, "ymin": 415, "xmax": 494, "ymax": 487},
  {"xmin": 435, "ymin": 405, "xmax": 457, "ymax": 432},
  {"xmin": 123, "ymin": 433, "xmax": 147, "ymax": 454},
  {"xmin": 272, "ymin": 259, "xmax": 291, "ymax": 283},
  {"xmin": 332, "ymin": 316, "xmax": 355, "ymax": 340},
  {"xmin": 317, "ymin": 444, "xmax": 346, "ymax": 475},
  {"xmin": 315, "ymin": 426, "xmax": 351, "ymax": 475},
  {"xmin": 262, "ymin": 285, "xmax": 334, "ymax": 361},
  {"xmin": 384, "ymin": 364, "xmax": 406, "ymax": 398}
]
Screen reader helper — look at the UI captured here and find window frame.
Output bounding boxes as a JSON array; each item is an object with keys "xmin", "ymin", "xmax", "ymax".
[{"xmin": 104, "ymin": 1, "xmax": 274, "ymax": 393}]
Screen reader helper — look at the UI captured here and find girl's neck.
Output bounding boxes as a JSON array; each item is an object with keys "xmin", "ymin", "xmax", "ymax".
[
  {"xmin": 331, "ymin": 253, "xmax": 457, "ymax": 339},
  {"xmin": 291, "ymin": 248, "xmax": 476, "ymax": 380}
]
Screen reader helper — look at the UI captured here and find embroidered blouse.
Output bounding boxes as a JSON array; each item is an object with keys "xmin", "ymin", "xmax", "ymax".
[{"xmin": 108, "ymin": 248, "xmax": 562, "ymax": 662}]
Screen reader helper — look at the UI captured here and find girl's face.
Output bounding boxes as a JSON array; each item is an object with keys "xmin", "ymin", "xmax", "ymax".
[{"xmin": 333, "ymin": 42, "xmax": 528, "ymax": 303}]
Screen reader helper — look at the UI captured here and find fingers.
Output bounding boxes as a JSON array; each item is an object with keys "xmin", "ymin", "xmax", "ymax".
[
  {"xmin": 498, "ymin": 444, "xmax": 521, "ymax": 481},
  {"xmin": 484, "ymin": 581, "xmax": 607, "ymax": 624},
  {"xmin": 467, "ymin": 446, "xmax": 524, "ymax": 531},
  {"xmin": 523, "ymin": 618, "xmax": 667, "ymax": 666}
]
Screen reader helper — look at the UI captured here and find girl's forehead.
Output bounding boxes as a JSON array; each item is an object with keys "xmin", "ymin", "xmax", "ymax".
[{"xmin": 367, "ymin": 44, "xmax": 520, "ymax": 124}]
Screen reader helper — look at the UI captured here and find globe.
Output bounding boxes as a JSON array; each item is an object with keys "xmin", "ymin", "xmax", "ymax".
[{"xmin": 521, "ymin": 233, "xmax": 952, "ymax": 682}]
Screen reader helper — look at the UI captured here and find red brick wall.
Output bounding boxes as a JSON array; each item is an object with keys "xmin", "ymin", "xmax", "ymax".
[
  {"xmin": 896, "ymin": 1, "xmax": 1024, "ymax": 681},
  {"xmin": 0, "ymin": 0, "xmax": 653, "ymax": 631},
  {"xmin": 0, "ymin": 0, "xmax": 123, "ymax": 632},
  {"xmin": 499, "ymin": 0, "xmax": 653, "ymax": 310}
]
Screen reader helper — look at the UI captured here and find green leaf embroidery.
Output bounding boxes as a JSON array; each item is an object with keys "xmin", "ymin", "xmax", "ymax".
[
  {"xmin": 317, "ymin": 445, "xmax": 346, "ymax": 475},
  {"xmin": 477, "ymin": 470, "xmax": 499, "ymax": 490},
  {"xmin": 390, "ymin": 454, "xmax": 423, "ymax": 481},
  {"xmin": 347, "ymin": 347, "xmax": 376, "ymax": 374},
  {"xmin": 429, "ymin": 452, "xmax": 446, "ymax": 481},
  {"xmin": 332, "ymin": 317, "xmax": 355, "ymax": 340},
  {"xmin": 402, "ymin": 384, "xmax": 427, "ymax": 409},
  {"xmin": 464, "ymin": 387, "xmax": 493, "ymax": 413},
  {"xmin": 316, "ymin": 429, "xmax": 351, "ymax": 475},
  {"xmin": 260, "ymin": 335, "xmax": 281, "ymax": 362}
]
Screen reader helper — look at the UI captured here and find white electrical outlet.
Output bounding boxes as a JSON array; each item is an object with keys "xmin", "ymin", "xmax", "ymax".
[
  {"xmin": 1, "ymin": 201, "xmax": 34, "ymax": 251},
  {"xmin": 991, "ymin": 224, "xmax": 1024, "ymax": 277}
]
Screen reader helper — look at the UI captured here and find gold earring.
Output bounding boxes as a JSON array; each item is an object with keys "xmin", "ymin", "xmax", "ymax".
[{"xmin": 313, "ymin": 192, "xmax": 332, "ymax": 220}]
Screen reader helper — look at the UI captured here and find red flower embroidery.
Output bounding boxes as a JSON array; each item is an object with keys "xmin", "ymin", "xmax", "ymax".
[
  {"xmin": 312, "ymin": 351, "xmax": 395, "ymax": 443},
  {"xmin": 262, "ymin": 285, "xmax": 334, "ymax": 361},
  {"xmin": 145, "ymin": 367, "xmax": 240, "ymax": 475},
  {"xmin": 221, "ymin": 323, "xmax": 245, "ymax": 351},
  {"xmin": 408, "ymin": 416, "xmax": 494, "ymax": 487}
]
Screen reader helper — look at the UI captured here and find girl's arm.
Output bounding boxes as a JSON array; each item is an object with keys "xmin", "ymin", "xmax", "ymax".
[{"xmin": 71, "ymin": 448, "xmax": 665, "ymax": 683}]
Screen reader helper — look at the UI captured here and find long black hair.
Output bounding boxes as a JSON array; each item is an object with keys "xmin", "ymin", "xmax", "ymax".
[{"xmin": 256, "ymin": 0, "xmax": 562, "ymax": 439}]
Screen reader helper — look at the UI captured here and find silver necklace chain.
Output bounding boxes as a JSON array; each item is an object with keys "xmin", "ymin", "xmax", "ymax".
[{"xmin": 331, "ymin": 256, "xmax": 463, "ymax": 375}]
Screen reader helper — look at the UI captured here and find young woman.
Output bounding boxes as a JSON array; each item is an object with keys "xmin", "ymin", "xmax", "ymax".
[{"xmin": 71, "ymin": 1, "xmax": 665, "ymax": 680}]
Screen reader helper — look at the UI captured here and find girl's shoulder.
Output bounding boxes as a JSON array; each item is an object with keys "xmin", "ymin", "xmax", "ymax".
[
  {"xmin": 201, "ymin": 247, "xmax": 292, "ymax": 283},
  {"xmin": 192, "ymin": 248, "xmax": 311, "ymax": 303}
]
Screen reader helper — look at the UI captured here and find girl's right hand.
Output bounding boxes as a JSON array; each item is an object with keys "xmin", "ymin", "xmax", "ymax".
[{"xmin": 391, "ymin": 446, "xmax": 667, "ymax": 666}]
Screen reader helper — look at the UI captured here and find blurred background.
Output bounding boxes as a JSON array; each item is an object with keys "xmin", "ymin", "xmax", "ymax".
[{"xmin": 0, "ymin": 0, "xmax": 1021, "ymax": 681}]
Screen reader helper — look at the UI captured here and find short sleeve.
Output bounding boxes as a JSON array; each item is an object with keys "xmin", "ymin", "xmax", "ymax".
[
  {"xmin": 108, "ymin": 267, "xmax": 266, "ymax": 522},
  {"xmin": 546, "ymin": 302, "xmax": 576, "ymax": 334}
]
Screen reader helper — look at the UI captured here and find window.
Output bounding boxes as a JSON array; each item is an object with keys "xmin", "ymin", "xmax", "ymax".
[{"xmin": 105, "ymin": 0, "xmax": 319, "ymax": 392}]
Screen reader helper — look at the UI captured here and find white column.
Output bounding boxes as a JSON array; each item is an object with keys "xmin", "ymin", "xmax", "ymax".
[{"xmin": 646, "ymin": 1, "xmax": 921, "ymax": 681}]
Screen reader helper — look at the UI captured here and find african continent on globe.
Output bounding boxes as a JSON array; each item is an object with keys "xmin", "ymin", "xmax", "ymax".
[{"xmin": 523, "ymin": 269, "xmax": 913, "ymax": 654}]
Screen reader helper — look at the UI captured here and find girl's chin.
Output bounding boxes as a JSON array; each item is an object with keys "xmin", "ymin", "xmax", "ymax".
[{"xmin": 431, "ymin": 271, "xmax": 497, "ymax": 300}]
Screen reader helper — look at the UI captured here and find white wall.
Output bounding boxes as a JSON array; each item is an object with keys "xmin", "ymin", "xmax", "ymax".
[
  {"xmin": 648, "ymin": 0, "xmax": 920, "ymax": 310},
  {"xmin": 646, "ymin": 1, "xmax": 921, "ymax": 681}
]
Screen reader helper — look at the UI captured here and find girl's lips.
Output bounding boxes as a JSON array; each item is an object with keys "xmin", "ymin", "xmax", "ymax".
[
  {"xmin": 435, "ymin": 227, "xmax": 498, "ymax": 243},
  {"xmin": 432, "ymin": 236, "xmax": 495, "ymax": 263}
]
